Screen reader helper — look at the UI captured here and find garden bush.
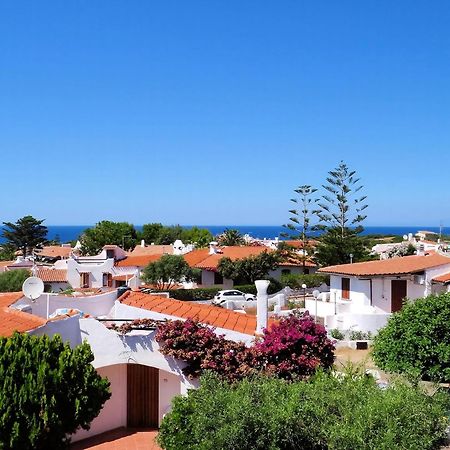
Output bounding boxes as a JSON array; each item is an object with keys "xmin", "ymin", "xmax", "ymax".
[
  {"xmin": 281, "ymin": 273, "xmax": 330, "ymax": 289},
  {"xmin": 373, "ymin": 292, "xmax": 450, "ymax": 382},
  {"xmin": 158, "ymin": 370, "xmax": 449, "ymax": 450},
  {"xmin": 0, "ymin": 333, "xmax": 111, "ymax": 449},
  {"xmin": 0, "ymin": 269, "xmax": 30, "ymax": 293}
]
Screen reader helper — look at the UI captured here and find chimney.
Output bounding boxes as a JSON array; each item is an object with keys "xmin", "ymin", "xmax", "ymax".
[
  {"xmin": 209, "ymin": 241, "xmax": 218, "ymax": 255},
  {"xmin": 140, "ymin": 239, "xmax": 145, "ymax": 248},
  {"xmin": 255, "ymin": 279, "xmax": 270, "ymax": 334}
]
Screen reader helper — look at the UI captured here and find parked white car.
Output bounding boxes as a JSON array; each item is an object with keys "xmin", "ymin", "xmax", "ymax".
[{"xmin": 212, "ymin": 290, "xmax": 256, "ymax": 305}]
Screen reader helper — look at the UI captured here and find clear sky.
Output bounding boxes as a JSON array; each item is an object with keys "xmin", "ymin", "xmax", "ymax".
[{"xmin": 1, "ymin": 1, "xmax": 449, "ymax": 226}]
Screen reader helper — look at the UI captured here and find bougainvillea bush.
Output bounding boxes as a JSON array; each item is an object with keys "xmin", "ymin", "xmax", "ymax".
[
  {"xmin": 254, "ymin": 313, "xmax": 335, "ymax": 379},
  {"xmin": 155, "ymin": 313, "xmax": 335, "ymax": 381}
]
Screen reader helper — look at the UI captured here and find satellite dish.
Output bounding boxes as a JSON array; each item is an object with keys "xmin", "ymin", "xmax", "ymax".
[{"xmin": 22, "ymin": 277, "xmax": 44, "ymax": 301}]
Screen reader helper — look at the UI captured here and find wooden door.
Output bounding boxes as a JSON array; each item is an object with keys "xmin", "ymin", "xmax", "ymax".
[
  {"xmin": 391, "ymin": 280, "xmax": 407, "ymax": 312},
  {"xmin": 127, "ymin": 365, "xmax": 159, "ymax": 428},
  {"xmin": 341, "ymin": 278, "xmax": 350, "ymax": 300}
]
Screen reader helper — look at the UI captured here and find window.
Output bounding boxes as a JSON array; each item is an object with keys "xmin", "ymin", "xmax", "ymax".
[
  {"xmin": 80, "ymin": 273, "xmax": 90, "ymax": 288},
  {"xmin": 106, "ymin": 249, "xmax": 115, "ymax": 259},
  {"xmin": 281, "ymin": 269, "xmax": 291, "ymax": 276},
  {"xmin": 103, "ymin": 273, "xmax": 113, "ymax": 287},
  {"xmin": 341, "ymin": 277, "xmax": 350, "ymax": 300}
]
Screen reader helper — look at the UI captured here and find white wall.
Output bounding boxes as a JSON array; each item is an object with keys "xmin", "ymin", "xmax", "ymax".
[
  {"xmin": 159, "ymin": 370, "xmax": 181, "ymax": 424},
  {"xmin": 67, "ymin": 258, "xmax": 115, "ymax": 288},
  {"xmin": 71, "ymin": 364, "xmax": 127, "ymax": 443},
  {"xmin": 13, "ymin": 290, "xmax": 118, "ymax": 318}
]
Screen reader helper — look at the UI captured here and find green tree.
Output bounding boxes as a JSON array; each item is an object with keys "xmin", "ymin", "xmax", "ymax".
[
  {"xmin": 0, "ymin": 244, "xmax": 16, "ymax": 261},
  {"xmin": 282, "ymin": 185, "xmax": 319, "ymax": 270},
  {"xmin": 142, "ymin": 254, "xmax": 194, "ymax": 289},
  {"xmin": 2, "ymin": 216, "xmax": 48, "ymax": 257},
  {"xmin": 80, "ymin": 221, "xmax": 137, "ymax": 255},
  {"xmin": 217, "ymin": 252, "xmax": 280, "ymax": 284},
  {"xmin": 314, "ymin": 161, "xmax": 369, "ymax": 266},
  {"xmin": 139, "ymin": 223, "xmax": 184, "ymax": 245},
  {"xmin": 217, "ymin": 229, "xmax": 245, "ymax": 246},
  {"xmin": 373, "ymin": 292, "xmax": 450, "ymax": 382},
  {"xmin": 316, "ymin": 161, "xmax": 368, "ymax": 237},
  {"xmin": 180, "ymin": 227, "xmax": 213, "ymax": 248},
  {"xmin": 315, "ymin": 228, "xmax": 369, "ymax": 266},
  {"xmin": 0, "ymin": 333, "xmax": 111, "ymax": 450},
  {"xmin": 0, "ymin": 269, "xmax": 30, "ymax": 292},
  {"xmin": 158, "ymin": 371, "xmax": 448, "ymax": 450}
]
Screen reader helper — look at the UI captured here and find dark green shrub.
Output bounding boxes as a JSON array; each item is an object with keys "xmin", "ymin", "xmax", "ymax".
[
  {"xmin": 373, "ymin": 292, "xmax": 450, "ymax": 382},
  {"xmin": 159, "ymin": 287, "xmax": 222, "ymax": 301},
  {"xmin": 281, "ymin": 273, "xmax": 330, "ymax": 289},
  {"xmin": 0, "ymin": 333, "xmax": 111, "ymax": 449},
  {"xmin": 0, "ymin": 269, "xmax": 30, "ymax": 292},
  {"xmin": 158, "ymin": 371, "xmax": 449, "ymax": 450}
]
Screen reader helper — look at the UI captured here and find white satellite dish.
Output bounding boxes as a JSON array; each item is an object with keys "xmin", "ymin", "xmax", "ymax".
[{"xmin": 22, "ymin": 276, "xmax": 44, "ymax": 301}]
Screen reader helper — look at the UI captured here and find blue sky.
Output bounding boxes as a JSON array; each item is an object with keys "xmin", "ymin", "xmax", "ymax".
[{"xmin": 1, "ymin": 1, "xmax": 449, "ymax": 226}]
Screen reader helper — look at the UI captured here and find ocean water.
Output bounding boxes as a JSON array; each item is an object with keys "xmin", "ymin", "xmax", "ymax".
[{"xmin": 0, "ymin": 225, "xmax": 443, "ymax": 244}]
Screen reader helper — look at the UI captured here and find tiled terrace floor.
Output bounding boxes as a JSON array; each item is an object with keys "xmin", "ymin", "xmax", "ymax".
[{"xmin": 71, "ymin": 428, "xmax": 161, "ymax": 450}]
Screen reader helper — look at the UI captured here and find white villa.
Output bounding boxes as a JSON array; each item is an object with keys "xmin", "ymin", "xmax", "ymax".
[
  {"xmin": 314, "ymin": 251, "xmax": 450, "ymax": 333},
  {"xmin": 0, "ymin": 284, "xmax": 268, "ymax": 443}
]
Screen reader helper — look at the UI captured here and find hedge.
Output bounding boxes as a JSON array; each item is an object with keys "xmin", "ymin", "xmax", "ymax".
[
  {"xmin": 281, "ymin": 273, "xmax": 330, "ymax": 289},
  {"xmin": 158, "ymin": 371, "xmax": 449, "ymax": 450}
]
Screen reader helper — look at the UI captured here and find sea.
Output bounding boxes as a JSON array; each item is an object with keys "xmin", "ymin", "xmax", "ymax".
[{"xmin": 0, "ymin": 225, "xmax": 444, "ymax": 244}]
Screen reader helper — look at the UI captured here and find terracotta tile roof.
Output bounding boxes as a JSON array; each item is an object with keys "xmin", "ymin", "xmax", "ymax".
[
  {"xmin": 182, "ymin": 248, "xmax": 210, "ymax": 267},
  {"xmin": 0, "ymin": 292, "xmax": 24, "ymax": 308},
  {"xmin": 319, "ymin": 252, "xmax": 450, "ymax": 277},
  {"xmin": 194, "ymin": 246, "xmax": 270, "ymax": 271},
  {"xmin": 130, "ymin": 245, "xmax": 174, "ymax": 256},
  {"xmin": 0, "ymin": 308, "xmax": 46, "ymax": 337},
  {"xmin": 432, "ymin": 272, "xmax": 450, "ymax": 284},
  {"xmin": 35, "ymin": 246, "xmax": 72, "ymax": 259},
  {"xmin": 0, "ymin": 293, "xmax": 46, "ymax": 337},
  {"xmin": 115, "ymin": 254, "xmax": 162, "ymax": 267},
  {"xmin": 279, "ymin": 259, "xmax": 317, "ymax": 268},
  {"xmin": 119, "ymin": 291, "xmax": 261, "ymax": 335},
  {"xmin": 37, "ymin": 268, "xmax": 68, "ymax": 282}
]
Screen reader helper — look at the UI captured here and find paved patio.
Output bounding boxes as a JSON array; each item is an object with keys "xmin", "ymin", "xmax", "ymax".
[{"xmin": 71, "ymin": 428, "xmax": 161, "ymax": 450}]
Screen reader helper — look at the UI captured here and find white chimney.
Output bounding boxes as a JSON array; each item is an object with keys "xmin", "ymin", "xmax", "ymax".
[
  {"xmin": 209, "ymin": 241, "xmax": 218, "ymax": 255},
  {"xmin": 255, "ymin": 279, "xmax": 270, "ymax": 334},
  {"xmin": 141, "ymin": 239, "xmax": 145, "ymax": 248}
]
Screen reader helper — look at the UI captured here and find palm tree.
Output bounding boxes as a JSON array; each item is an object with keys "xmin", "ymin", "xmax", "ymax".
[{"xmin": 217, "ymin": 229, "xmax": 245, "ymax": 246}]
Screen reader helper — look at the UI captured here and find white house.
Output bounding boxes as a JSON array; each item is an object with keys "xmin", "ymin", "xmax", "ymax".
[
  {"xmin": 2, "ymin": 286, "xmax": 266, "ymax": 444},
  {"xmin": 314, "ymin": 251, "xmax": 450, "ymax": 333}
]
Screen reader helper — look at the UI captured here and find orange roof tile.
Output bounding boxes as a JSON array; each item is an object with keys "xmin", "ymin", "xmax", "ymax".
[
  {"xmin": 183, "ymin": 248, "xmax": 211, "ymax": 267},
  {"xmin": 432, "ymin": 272, "xmax": 450, "ymax": 283},
  {"xmin": 319, "ymin": 252, "xmax": 450, "ymax": 277},
  {"xmin": 130, "ymin": 245, "xmax": 174, "ymax": 256},
  {"xmin": 35, "ymin": 246, "xmax": 72, "ymax": 259},
  {"xmin": 194, "ymin": 246, "xmax": 270, "ymax": 270},
  {"xmin": 115, "ymin": 254, "xmax": 162, "ymax": 267},
  {"xmin": 0, "ymin": 308, "xmax": 46, "ymax": 337},
  {"xmin": 0, "ymin": 293, "xmax": 46, "ymax": 337},
  {"xmin": 37, "ymin": 268, "xmax": 68, "ymax": 282},
  {"xmin": 0, "ymin": 292, "xmax": 24, "ymax": 308},
  {"xmin": 119, "ymin": 290, "xmax": 262, "ymax": 335}
]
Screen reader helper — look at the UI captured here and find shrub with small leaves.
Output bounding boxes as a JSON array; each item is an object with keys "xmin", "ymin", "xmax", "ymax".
[
  {"xmin": 0, "ymin": 332, "xmax": 111, "ymax": 450},
  {"xmin": 158, "ymin": 370, "xmax": 449, "ymax": 450},
  {"xmin": 373, "ymin": 292, "xmax": 450, "ymax": 382}
]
